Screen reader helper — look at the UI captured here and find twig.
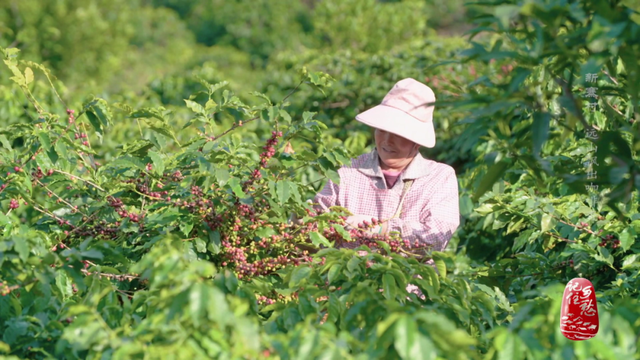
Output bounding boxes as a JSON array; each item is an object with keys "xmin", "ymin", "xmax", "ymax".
[
  {"xmin": 602, "ymin": 69, "xmax": 619, "ymax": 85},
  {"xmin": 33, "ymin": 205, "xmax": 68, "ymax": 224},
  {"xmin": 53, "ymin": 169, "xmax": 104, "ymax": 191},
  {"xmin": 548, "ymin": 232, "xmax": 577, "ymax": 243},
  {"xmin": 35, "ymin": 179, "xmax": 88, "ymax": 217},
  {"xmin": 6, "ymin": 278, "xmax": 39, "ymax": 292},
  {"xmin": 213, "ymin": 115, "xmax": 260, "ymax": 141},
  {"xmin": 604, "ymin": 100, "xmax": 624, "ymax": 116},
  {"xmin": 302, "ymin": 176, "xmax": 328, "ymax": 188},
  {"xmin": 80, "ymin": 269, "xmax": 139, "ymax": 281},
  {"xmin": 281, "ymin": 81, "xmax": 304, "ymax": 107}
]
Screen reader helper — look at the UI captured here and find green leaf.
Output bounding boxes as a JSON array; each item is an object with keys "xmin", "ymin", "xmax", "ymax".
[
  {"xmin": 37, "ymin": 131, "xmax": 51, "ymax": 152},
  {"xmin": 326, "ymin": 169, "xmax": 340, "ymax": 186},
  {"xmin": 332, "ymin": 224, "xmax": 351, "ymax": 241},
  {"xmin": 2, "ymin": 319, "xmax": 28, "ymax": 345},
  {"xmin": 228, "ymin": 177, "xmax": 246, "ymax": 198},
  {"xmin": 433, "ymin": 256, "xmax": 447, "ymax": 278},
  {"xmin": 255, "ymin": 227, "xmax": 276, "ymax": 238},
  {"xmin": 302, "ymin": 111, "xmax": 316, "ymax": 123},
  {"xmin": 540, "ymin": 213, "xmax": 555, "ymax": 233},
  {"xmin": 346, "ymin": 256, "xmax": 361, "ymax": 274},
  {"xmin": 382, "ymin": 273, "xmax": 396, "ymax": 299},
  {"xmin": 205, "ymin": 99, "xmax": 218, "ymax": 111},
  {"xmin": 208, "ymin": 231, "xmax": 221, "ymax": 254},
  {"xmin": 4, "ymin": 59, "xmax": 25, "ymax": 86},
  {"xmin": 290, "ymin": 266, "xmax": 312, "ymax": 288},
  {"xmin": 13, "ymin": 237, "xmax": 29, "ymax": 262},
  {"xmin": 148, "ymin": 151, "xmax": 165, "ymax": 176},
  {"xmin": 594, "ymin": 246, "xmax": 614, "ymax": 265},
  {"xmin": 55, "ymin": 271, "xmax": 73, "ymax": 300},
  {"xmin": 0, "ymin": 135, "xmax": 11, "ymax": 150},
  {"xmin": 276, "ymin": 181, "xmax": 292, "ymax": 204},
  {"xmin": 532, "ymin": 112, "xmax": 550, "ymax": 157},
  {"xmin": 622, "ymin": 254, "xmax": 640, "ymax": 269},
  {"xmin": 327, "ymin": 264, "xmax": 342, "ymax": 284},
  {"xmin": 194, "ymin": 238, "xmax": 206, "ymax": 253},
  {"xmin": 413, "ymin": 334, "xmax": 437, "ymax": 360},
  {"xmin": 310, "ymin": 232, "xmax": 331, "ymax": 247},
  {"xmin": 190, "ymin": 283, "xmax": 206, "ymax": 328},
  {"xmin": 494, "ymin": 5, "xmax": 520, "ymax": 29},
  {"xmin": 24, "ymin": 67, "xmax": 33, "ymax": 85},
  {"xmin": 130, "ymin": 108, "xmax": 165, "ymax": 122},
  {"xmin": 472, "ymin": 160, "xmax": 510, "ymax": 201},
  {"xmin": 619, "ymin": 229, "xmax": 634, "ymax": 251},
  {"xmin": 279, "ymin": 109, "xmax": 292, "ymax": 125},
  {"xmin": 185, "ymin": 99, "xmax": 206, "ymax": 115},
  {"xmin": 83, "ymin": 98, "xmax": 112, "ymax": 135},
  {"xmin": 215, "ymin": 168, "xmax": 230, "ymax": 186},
  {"xmin": 180, "ymin": 221, "xmax": 194, "ymax": 238},
  {"xmin": 0, "ymin": 212, "xmax": 10, "ymax": 227},
  {"xmin": 394, "ymin": 315, "xmax": 418, "ymax": 360},
  {"xmin": 475, "ymin": 203, "xmax": 496, "ymax": 216}
]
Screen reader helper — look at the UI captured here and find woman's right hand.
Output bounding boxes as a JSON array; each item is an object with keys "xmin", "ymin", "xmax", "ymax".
[{"xmin": 345, "ymin": 215, "xmax": 375, "ymax": 230}]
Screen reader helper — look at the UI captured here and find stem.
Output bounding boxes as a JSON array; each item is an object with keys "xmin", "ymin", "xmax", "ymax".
[
  {"xmin": 281, "ymin": 80, "xmax": 304, "ymax": 106},
  {"xmin": 35, "ymin": 179, "xmax": 89, "ymax": 217},
  {"xmin": 53, "ymin": 169, "xmax": 104, "ymax": 191},
  {"xmin": 136, "ymin": 119, "xmax": 143, "ymax": 137},
  {"xmin": 80, "ymin": 122, "xmax": 91, "ymax": 149},
  {"xmin": 81, "ymin": 269, "xmax": 139, "ymax": 281},
  {"xmin": 602, "ymin": 69, "xmax": 619, "ymax": 86},
  {"xmin": 214, "ymin": 115, "xmax": 260, "ymax": 141}
]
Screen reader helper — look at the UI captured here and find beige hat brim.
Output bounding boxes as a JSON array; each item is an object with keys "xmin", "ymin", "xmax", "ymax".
[{"xmin": 355, "ymin": 104, "xmax": 436, "ymax": 148}]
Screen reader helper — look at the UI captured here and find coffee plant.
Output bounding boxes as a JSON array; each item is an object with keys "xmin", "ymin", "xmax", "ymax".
[{"xmin": 1, "ymin": 0, "xmax": 640, "ymax": 359}]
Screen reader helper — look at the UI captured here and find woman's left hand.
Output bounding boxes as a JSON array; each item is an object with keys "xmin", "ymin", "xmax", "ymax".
[{"xmin": 345, "ymin": 215, "xmax": 386, "ymax": 235}]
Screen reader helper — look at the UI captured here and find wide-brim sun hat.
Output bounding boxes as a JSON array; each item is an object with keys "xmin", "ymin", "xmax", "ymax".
[{"xmin": 355, "ymin": 78, "xmax": 436, "ymax": 148}]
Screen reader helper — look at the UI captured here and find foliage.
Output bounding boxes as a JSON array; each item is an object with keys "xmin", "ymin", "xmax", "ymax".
[
  {"xmin": 0, "ymin": 0, "xmax": 198, "ymax": 94},
  {"xmin": 1, "ymin": 0, "xmax": 640, "ymax": 359}
]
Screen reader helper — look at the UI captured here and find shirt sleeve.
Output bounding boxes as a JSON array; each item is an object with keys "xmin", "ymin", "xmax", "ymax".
[
  {"xmin": 313, "ymin": 179, "xmax": 340, "ymax": 213},
  {"xmin": 386, "ymin": 168, "xmax": 460, "ymax": 253}
]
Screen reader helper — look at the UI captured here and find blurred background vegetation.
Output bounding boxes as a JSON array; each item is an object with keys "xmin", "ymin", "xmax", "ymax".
[
  {"xmin": 0, "ymin": 0, "xmax": 480, "ymax": 177},
  {"xmin": 0, "ymin": 0, "xmax": 473, "ymax": 94}
]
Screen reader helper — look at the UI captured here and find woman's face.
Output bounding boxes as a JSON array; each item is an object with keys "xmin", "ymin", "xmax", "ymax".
[{"xmin": 374, "ymin": 129, "xmax": 420, "ymax": 171}]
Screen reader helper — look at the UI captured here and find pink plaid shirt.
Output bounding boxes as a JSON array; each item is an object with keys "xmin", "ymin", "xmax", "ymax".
[{"xmin": 314, "ymin": 148, "xmax": 460, "ymax": 254}]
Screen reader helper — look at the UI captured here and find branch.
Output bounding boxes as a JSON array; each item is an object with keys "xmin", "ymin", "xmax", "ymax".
[
  {"xmin": 602, "ymin": 69, "xmax": 619, "ymax": 85},
  {"xmin": 81, "ymin": 269, "xmax": 139, "ymax": 282},
  {"xmin": 213, "ymin": 115, "xmax": 261, "ymax": 141},
  {"xmin": 53, "ymin": 169, "xmax": 104, "ymax": 191},
  {"xmin": 35, "ymin": 179, "xmax": 89, "ymax": 217}
]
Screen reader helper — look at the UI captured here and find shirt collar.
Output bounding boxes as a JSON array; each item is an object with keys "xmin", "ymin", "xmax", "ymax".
[{"xmin": 356, "ymin": 148, "xmax": 430, "ymax": 180}]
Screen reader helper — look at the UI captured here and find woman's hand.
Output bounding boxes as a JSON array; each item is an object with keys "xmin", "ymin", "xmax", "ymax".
[
  {"xmin": 345, "ymin": 215, "xmax": 387, "ymax": 235},
  {"xmin": 345, "ymin": 215, "xmax": 375, "ymax": 229}
]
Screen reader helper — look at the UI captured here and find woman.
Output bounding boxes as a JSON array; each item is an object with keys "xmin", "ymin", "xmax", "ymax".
[{"xmin": 313, "ymin": 78, "xmax": 460, "ymax": 257}]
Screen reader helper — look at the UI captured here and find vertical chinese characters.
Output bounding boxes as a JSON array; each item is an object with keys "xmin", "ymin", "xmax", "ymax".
[{"xmin": 584, "ymin": 73, "xmax": 599, "ymax": 207}]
